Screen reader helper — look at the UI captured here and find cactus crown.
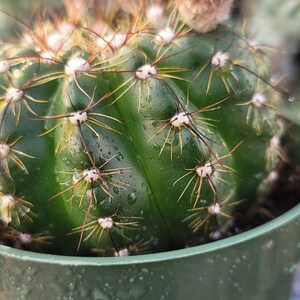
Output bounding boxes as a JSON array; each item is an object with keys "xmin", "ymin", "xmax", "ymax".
[{"xmin": 0, "ymin": 0, "xmax": 287, "ymax": 256}]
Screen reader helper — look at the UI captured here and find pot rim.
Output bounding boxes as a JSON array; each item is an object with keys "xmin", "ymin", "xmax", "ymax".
[{"xmin": 1, "ymin": 203, "xmax": 299, "ymax": 266}]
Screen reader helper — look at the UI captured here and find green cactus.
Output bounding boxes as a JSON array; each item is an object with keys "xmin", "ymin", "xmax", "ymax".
[{"xmin": 0, "ymin": 0, "xmax": 288, "ymax": 256}]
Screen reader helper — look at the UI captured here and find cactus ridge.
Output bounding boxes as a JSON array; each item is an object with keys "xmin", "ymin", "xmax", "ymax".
[{"xmin": 0, "ymin": 1, "xmax": 287, "ymax": 256}]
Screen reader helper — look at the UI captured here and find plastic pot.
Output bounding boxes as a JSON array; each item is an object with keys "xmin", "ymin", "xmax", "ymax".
[{"xmin": 0, "ymin": 203, "xmax": 299, "ymax": 300}]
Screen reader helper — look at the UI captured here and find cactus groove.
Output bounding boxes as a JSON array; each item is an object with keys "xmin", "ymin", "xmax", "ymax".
[{"xmin": 0, "ymin": 1, "xmax": 286, "ymax": 256}]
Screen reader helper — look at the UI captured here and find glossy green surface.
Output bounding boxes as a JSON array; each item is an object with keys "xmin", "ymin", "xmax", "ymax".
[{"xmin": 0, "ymin": 1, "xmax": 284, "ymax": 256}]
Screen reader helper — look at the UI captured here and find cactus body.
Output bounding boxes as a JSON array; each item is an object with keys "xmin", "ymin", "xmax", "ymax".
[{"xmin": 0, "ymin": 1, "xmax": 284, "ymax": 256}]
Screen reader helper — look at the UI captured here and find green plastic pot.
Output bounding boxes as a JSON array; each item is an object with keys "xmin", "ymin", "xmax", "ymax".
[{"xmin": 0, "ymin": 203, "xmax": 299, "ymax": 300}]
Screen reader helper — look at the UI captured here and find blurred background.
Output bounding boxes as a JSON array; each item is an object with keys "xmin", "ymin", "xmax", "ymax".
[{"xmin": 0, "ymin": 0, "xmax": 62, "ymax": 40}]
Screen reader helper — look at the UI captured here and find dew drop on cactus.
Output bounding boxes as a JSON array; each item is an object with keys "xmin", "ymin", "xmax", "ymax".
[{"xmin": 0, "ymin": 0, "xmax": 287, "ymax": 256}]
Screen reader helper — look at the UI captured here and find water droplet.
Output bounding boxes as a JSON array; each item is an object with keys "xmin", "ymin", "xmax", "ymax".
[
  {"xmin": 289, "ymin": 96, "xmax": 295, "ymax": 102},
  {"xmin": 65, "ymin": 268, "xmax": 72, "ymax": 276},
  {"xmin": 71, "ymin": 148, "xmax": 77, "ymax": 156},
  {"xmin": 26, "ymin": 266, "xmax": 38, "ymax": 276},
  {"xmin": 151, "ymin": 121, "xmax": 160, "ymax": 127},
  {"xmin": 235, "ymin": 258, "xmax": 241, "ymax": 264},
  {"xmin": 18, "ymin": 284, "xmax": 30, "ymax": 296},
  {"xmin": 254, "ymin": 172, "xmax": 264, "ymax": 180},
  {"xmin": 100, "ymin": 197, "xmax": 111, "ymax": 207},
  {"xmin": 113, "ymin": 187, "xmax": 119, "ymax": 195},
  {"xmin": 12, "ymin": 69, "xmax": 25, "ymax": 78},
  {"xmin": 153, "ymin": 143, "xmax": 160, "ymax": 151},
  {"xmin": 20, "ymin": 205, "xmax": 31, "ymax": 216},
  {"xmin": 127, "ymin": 193, "xmax": 137, "ymax": 204},
  {"xmin": 116, "ymin": 152, "xmax": 124, "ymax": 161},
  {"xmin": 69, "ymin": 282, "xmax": 76, "ymax": 291},
  {"xmin": 130, "ymin": 285, "xmax": 146, "ymax": 298},
  {"xmin": 92, "ymin": 288, "xmax": 110, "ymax": 300},
  {"xmin": 264, "ymin": 240, "xmax": 274, "ymax": 250}
]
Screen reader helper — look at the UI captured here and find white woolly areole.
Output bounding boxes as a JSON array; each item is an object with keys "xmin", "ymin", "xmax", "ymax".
[
  {"xmin": 248, "ymin": 39, "xmax": 260, "ymax": 49},
  {"xmin": 1, "ymin": 195, "xmax": 15, "ymax": 207},
  {"xmin": 97, "ymin": 38, "xmax": 108, "ymax": 49},
  {"xmin": 0, "ymin": 60, "xmax": 9, "ymax": 73},
  {"xmin": 47, "ymin": 32, "xmax": 68, "ymax": 53},
  {"xmin": 208, "ymin": 203, "xmax": 221, "ymax": 215},
  {"xmin": 196, "ymin": 163, "xmax": 213, "ymax": 178},
  {"xmin": 270, "ymin": 136, "xmax": 280, "ymax": 148},
  {"xmin": 59, "ymin": 22, "xmax": 75, "ymax": 35},
  {"xmin": 47, "ymin": 32, "xmax": 63, "ymax": 52},
  {"xmin": 211, "ymin": 51, "xmax": 229, "ymax": 68},
  {"xmin": 0, "ymin": 143, "xmax": 10, "ymax": 158},
  {"xmin": 135, "ymin": 64, "xmax": 157, "ymax": 80},
  {"xmin": 98, "ymin": 217, "xmax": 114, "ymax": 229},
  {"xmin": 23, "ymin": 33, "xmax": 34, "ymax": 47},
  {"xmin": 155, "ymin": 27, "xmax": 175, "ymax": 45},
  {"xmin": 82, "ymin": 168, "xmax": 101, "ymax": 181},
  {"xmin": 68, "ymin": 111, "xmax": 88, "ymax": 125},
  {"xmin": 6, "ymin": 87, "xmax": 24, "ymax": 102},
  {"xmin": 268, "ymin": 171, "xmax": 279, "ymax": 182},
  {"xmin": 171, "ymin": 112, "xmax": 190, "ymax": 128},
  {"xmin": 146, "ymin": 5, "xmax": 164, "ymax": 24},
  {"xmin": 65, "ymin": 57, "xmax": 91, "ymax": 76},
  {"xmin": 19, "ymin": 233, "xmax": 32, "ymax": 244},
  {"xmin": 46, "ymin": 23, "xmax": 74, "ymax": 53},
  {"xmin": 116, "ymin": 248, "xmax": 130, "ymax": 257},
  {"xmin": 93, "ymin": 19, "xmax": 110, "ymax": 35},
  {"xmin": 110, "ymin": 33, "xmax": 127, "ymax": 49},
  {"xmin": 0, "ymin": 195, "xmax": 14, "ymax": 224},
  {"xmin": 251, "ymin": 93, "xmax": 266, "ymax": 108}
]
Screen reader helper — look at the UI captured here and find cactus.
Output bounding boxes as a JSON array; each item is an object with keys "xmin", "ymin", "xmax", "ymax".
[{"xmin": 0, "ymin": 0, "xmax": 288, "ymax": 256}]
